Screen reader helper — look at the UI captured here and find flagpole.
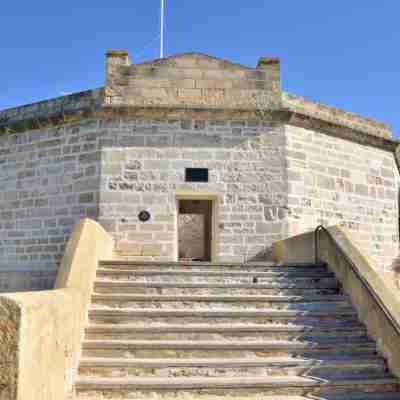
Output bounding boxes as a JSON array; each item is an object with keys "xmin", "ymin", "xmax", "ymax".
[{"xmin": 160, "ymin": 0, "xmax": 165, "ymax": 58}]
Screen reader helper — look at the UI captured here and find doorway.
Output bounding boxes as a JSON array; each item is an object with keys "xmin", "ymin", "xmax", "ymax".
[{"xmin": 178, "ymin": 199, "xmax": 213, "ymax": 261}]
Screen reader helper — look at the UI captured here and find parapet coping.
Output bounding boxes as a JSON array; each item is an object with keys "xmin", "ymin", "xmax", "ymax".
[
  {"xmin": 282, "ymin": 92, "xmax": 392, "ymax": 139},
  {"xmin": 134, "ymin": 52, "xmax": 254, "ymax": 71},
  {"xmin": 0, "ymin": 87, "xmax": 396, "ymax": 151}
]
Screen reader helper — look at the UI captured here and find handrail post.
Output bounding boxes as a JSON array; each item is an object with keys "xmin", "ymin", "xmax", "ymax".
[{"xmin": 314, "ymin": 225, "xmax": 324, "ymax": 264}]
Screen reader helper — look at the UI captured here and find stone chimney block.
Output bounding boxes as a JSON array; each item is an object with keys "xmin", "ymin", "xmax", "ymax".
[
  {"xmin": 105, "ymin": 50, "xmax": 132, "ymax": 105},
  {"xmin": 257, "ymin": 57, "xmax": 281, "ymax": 93}
]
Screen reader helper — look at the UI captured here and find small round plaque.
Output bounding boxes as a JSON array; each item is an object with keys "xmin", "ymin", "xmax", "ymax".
[{"xmin": 138, "ymin": 210, "xmax": 151, "ymax": 222}]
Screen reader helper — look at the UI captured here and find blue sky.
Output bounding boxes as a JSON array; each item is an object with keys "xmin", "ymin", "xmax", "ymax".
[{"xmin": 1, "ymin": 1, "xmax": 399, "ymax": 135}]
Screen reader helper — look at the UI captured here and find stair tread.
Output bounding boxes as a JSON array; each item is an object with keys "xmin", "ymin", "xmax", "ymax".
[
  {"xmin": 97, "ymin": 269, "xmax": 333, "ymax": 277},
  {"xmin": 79, "ymin": 356, "xmax": 384, "ymax": 367},
  {"xmin": 100, "ymin": 261, "xmax": 325, "ymax": 268},
  {"xmin": 94, "ymin": 281, "xmax": 338, "ymax": 288},
  {"xmin": 83, "ymin": 338, "xmax": 374, "ymax": 348},
  {"xmin": 77, "ymin": 259, "xmax": 400, "ymax": 396},
  {"xmin": 89, "ymin": 308, "xmax": 356, "ymax": 315},
  {"xmin": 91, "ymin": 294, "xmax": 346, "ymax": 302},
  {"xmin": 76, "ymin": 395, "xmax": 400, "ymax": 400},
  {"xmin": 313, "ymin": 393, "xmax": 400, "ymax": 400},
  {"xmin": 86, "ymin": 323, "xmax": 365, "ymax": 332},
  {"xmin": 75, "ymin": 375, "xmax": 398, "ymax": 388}
]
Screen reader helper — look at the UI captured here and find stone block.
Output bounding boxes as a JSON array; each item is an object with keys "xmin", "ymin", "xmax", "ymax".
[
  {"xmin": 146, "ymin": 135, "xmax": 172, "ymax": 147},
  {"xmin": 256, "ymin": 222, "xmax": 283, "ymax": 234},
  {"xmin": 127, "ymin": 232, "xmax": 152, "ymax": 241},
  {"xmin": 116, "ymin": 242, "xmax": 141, "ymax": 255},
  {"xmin": 142, "ymin": 244, "xmax": 162, "ymax": 256},
  {"xmin": 102, "ymin": 164, "xmax": 122, "ymax": 175},
  {"xmin": 264, "ymin": 206, "xmax": 287, "ymax": 221},
  {"xmin": 355, "ymin": 184, "xmax": 368, "ymax": 196},
  {"xmin": 140, "ymin": 223, "xmax": 164, "ymax": 231},
  {"xmin": 101, "ymin": 192, "xmax": 124, "ymax": 203},
  {"xmin": 143, "ymin": 160, "xmax": 171, "ymax": 170}
]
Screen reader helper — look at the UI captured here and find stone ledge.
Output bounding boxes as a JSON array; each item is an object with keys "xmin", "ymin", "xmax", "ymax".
[
  {"xmin": 0, "ymin": 103, "xmax": 398, "ymax": 153},
  {"xmin": 282, "ymin": 92, "xmax": 392, "ymax": 139},
  {"xmin": 0, "ymin": 88, "xmax": 104, "ymax": 131},
  {"xmin": 0, "ymin": 88, "xmax": 397, "ymax": 153}
]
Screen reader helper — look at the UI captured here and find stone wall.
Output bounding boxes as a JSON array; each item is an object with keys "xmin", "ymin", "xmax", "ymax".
[
  {"xmin": 0, "ymin": 120, "xmax": 101, "ymax": 291},
  {"xmin": 99, "ymin": 118, "xmax": 288, "ymax": 262},
  {"xmin": 282, "ymin": 92, "xmax": 392, "ymax": 140},
  {"xmin": 0, "ymin": 51, "xmax": 398, "ymax": 290},
  {"xmin": 0, "ymin": 89, "xmax": 103, "ymax": 130},
  {"xmin": 105, "ymin": 52, "xmax": 281, "ymax": 110},
  {"xmin": 285, "ymin": 124, "xmax": 399, "ymax": 270}
]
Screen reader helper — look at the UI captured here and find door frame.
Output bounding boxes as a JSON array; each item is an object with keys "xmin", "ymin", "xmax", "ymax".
[{"xmin": 175, "ymin": 192, "xmax": 219, "ymax": 262}]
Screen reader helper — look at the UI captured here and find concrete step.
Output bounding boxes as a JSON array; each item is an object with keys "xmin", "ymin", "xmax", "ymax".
[
  {"xmin": 75, "ymin": 375, "xmax": 399, "ymax": 397},
  {"xmin": 93, "ymin": 281, "xmax": 340, "ymax": 296},
  {"xmin": 97, "ymin": 268, "xmax": 335, "ymax": 280},
  {"xmin": 79, "ymin": 356, "xmax": 387, "ymax": 379},
  {"xmin": 100, "ymin": 260, "xmax": 327, "ymax": 272},
  {"xmin": 81, "ymin": 338, "xmax": 377, "ymax": 359},
  {"xmin": 313, "ymin": 392, "xmax": 400, "ymax": 400},
  {"xmin": 88, "ymin": 308, "xmax": 358, "ymax": 325},
  {"xmin": 90, "ymin": 294, "xmax": 350, "ymax": 311},
  {"xmin": 92, "ymin": 293, "xmax": 347, "ymax": 303},
  {"xmin": 85, "ymin": 323, "xmax": 368, "ymax": 341},
  {"xmin": 95, "ymin": 273, "xmax": 338, "ymax": 285},
  {"xmin": 76, "ymin": 393, "xmax": 400, "ymax": 400}
]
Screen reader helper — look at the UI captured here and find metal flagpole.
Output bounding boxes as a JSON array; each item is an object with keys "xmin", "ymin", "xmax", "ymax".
[{"xmin": 160, "ymin": 0, "xmax": 165, "ymax": 58}]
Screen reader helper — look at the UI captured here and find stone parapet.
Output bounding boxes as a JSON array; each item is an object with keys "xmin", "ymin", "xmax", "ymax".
[
  {"xmin": 282, "ymin": 92, "xmax": 392, "ymax": 139},
  {"xmin": 0, "ymin": 52, "xmax": 396, "ymax": 147},
  {"xmin": 105, "ymin": 52, "xmax": 282, "ymax": 110},
  {"xmin": 0, "ymin": 88, "xmax": 104, "ymax": 133}
]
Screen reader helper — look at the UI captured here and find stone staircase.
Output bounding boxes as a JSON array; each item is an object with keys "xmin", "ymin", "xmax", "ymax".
[{"xmin": 75, "ymin": 261, "xmax": 400, "ymax": 399}]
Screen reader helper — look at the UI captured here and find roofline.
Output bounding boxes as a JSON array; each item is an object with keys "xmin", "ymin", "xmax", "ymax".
[{"xmin": 135, "ymin": 52, "xmax": 255, "ymax": 71}]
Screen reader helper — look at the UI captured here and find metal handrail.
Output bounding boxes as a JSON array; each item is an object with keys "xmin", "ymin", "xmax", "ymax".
[{"xmin": 314, "ymin": 225, "xmax": 400, "ymax": 337}]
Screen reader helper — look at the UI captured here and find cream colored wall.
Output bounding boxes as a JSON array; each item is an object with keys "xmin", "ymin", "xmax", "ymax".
[
  {"xmin": 0, "ymin": 219, "xmax": 114, "ymax": 400},
  {"xmin": 285, "ymin": 124, "xmax": 400, "ymax": 271}
]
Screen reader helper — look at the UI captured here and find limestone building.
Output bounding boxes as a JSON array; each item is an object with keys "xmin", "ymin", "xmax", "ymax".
[{"xmin": 0, "ymin": 50, "xmax": 399, "ymax": 291}]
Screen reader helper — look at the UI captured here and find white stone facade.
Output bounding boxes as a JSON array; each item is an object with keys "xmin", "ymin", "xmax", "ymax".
[
  {"xmin": 0, "ymin": 51, "xmax": 398, "ymax": 290},
  {"xmin": 285, "ymin": 125, "xmax": 400, "ymax": 269},
  {"xmin": 98, "ymin": 119, "xmax": 287, "ymax": 262},
  {"xmin": 0, "ymin": 121, "xmax": 101, "ymax": 290}
]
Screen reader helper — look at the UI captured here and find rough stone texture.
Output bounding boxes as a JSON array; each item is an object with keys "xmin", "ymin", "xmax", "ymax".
[
  {"xmin": 0, "ymin": 51, "xmax": 398, "ymax": 286},
  {"xmin": 0, "ymin": 271, "xmax": 56, "ymax": 292},
  {"xmin": 99, "ymin": 118, "xmax": 288, "ymax": 262},
  {"xmin": 0, "ymin": 89, "xmax": 103, "ymax": 132},
  {"xmin": 282, "ymin": 92, "xmax": 392, "ymax": 139},
  {"xmin": 0, "ymin": 297, "xmax": 19, "ymax": 400},
  {"xmin": 105, "ymin": 52, "xmax": 282, "ymax": 110},
  {"xmin": 284, "ymin": 125, "xmax": 399, "ymax": 270},
  {"xmin": 0, "ymin": 121, "xmax": 101, "ymax": 289},
  {"xmin": 0, "ymin": 115, "xmax": 398, "ymax": 281}
]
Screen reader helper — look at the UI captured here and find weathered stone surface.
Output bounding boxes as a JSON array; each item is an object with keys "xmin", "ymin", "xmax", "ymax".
[
  {"xmin": 0, "ymin": 297, "xmax": 19, "ymax": 400},
  {"xmin": 105, "ymin": 52, "xmax": 281, "ymax": 111},
  {"xmin": 285, "ymin": 125, "xmax": 399, "ymax": 269},
  {"xmin": 0, "ymin": 51, "xmax": 398, "ymax": 282}
]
